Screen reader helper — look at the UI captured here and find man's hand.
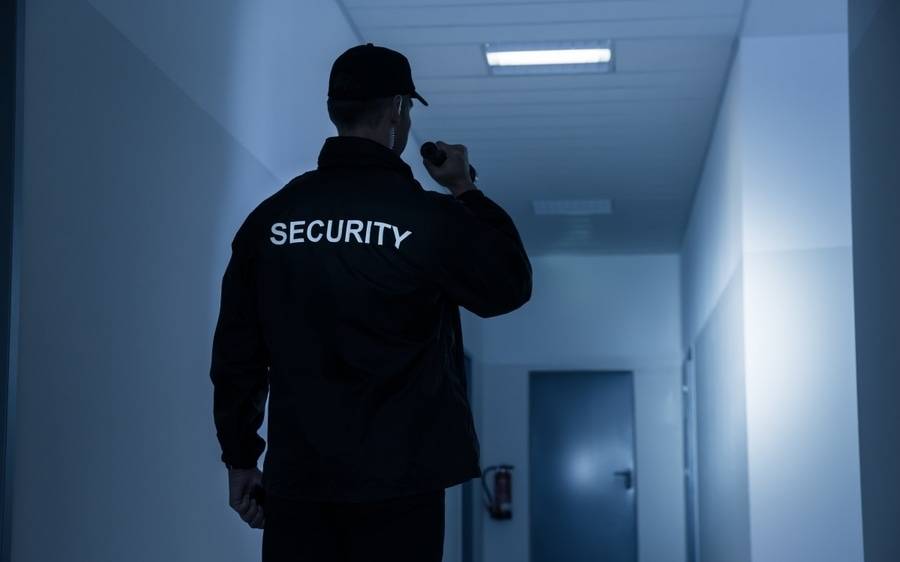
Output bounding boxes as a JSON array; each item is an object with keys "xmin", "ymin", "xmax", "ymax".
[
  {"xmin": 422, "ymin": 141, "xmax": 477, "ymax": 197},
  {"xmin": 228, "ymin": 466, "xmax": 265, "ymax": 529}
]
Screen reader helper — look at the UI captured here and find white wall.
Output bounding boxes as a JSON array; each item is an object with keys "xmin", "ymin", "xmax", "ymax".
[
  {"xmin": 472, "ymin": 254, "xmax": 686, "ymax": 562},
  {"xmin": 13, "ymin": 1, "xmax": 461, "ymax": 561},
  {"xmin": 682, "ymin": 12, "xmax": 865, "ymax": 562},
  {"xmin": 739, "ymin": 33, "xmax": 863, "ymax": 562},
  {"xmin": 681, "ymin": 48, "xmax": 745, "ymax": 347},
  {"xmin": 681, "ymin": 47, "xmax": 753, "ymax": 562}
]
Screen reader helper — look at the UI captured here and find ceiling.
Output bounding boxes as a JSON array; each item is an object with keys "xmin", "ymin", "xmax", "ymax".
[
  {"xmin": 338, "ymin": 0, "xmax": 748, "ymax": 254},
  {"xmin": 85, "ymin": 0, "xmax": 753, "ymax": 256}
]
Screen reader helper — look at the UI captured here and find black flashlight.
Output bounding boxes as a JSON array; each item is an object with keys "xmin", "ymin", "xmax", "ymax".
[{"xmin": 420, "ymin": 141, "xmax": 478, "ymax": 183}]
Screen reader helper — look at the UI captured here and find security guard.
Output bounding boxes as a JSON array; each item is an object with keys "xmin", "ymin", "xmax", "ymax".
[{"xmin": 210, "ymin": 42, "xmax": 532, "ymax": 562}]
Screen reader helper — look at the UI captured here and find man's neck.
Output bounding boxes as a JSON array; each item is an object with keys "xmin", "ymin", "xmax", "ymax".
[{"xmin": 338, "ymin": 130, "xmax": 390, "ymax": 151}]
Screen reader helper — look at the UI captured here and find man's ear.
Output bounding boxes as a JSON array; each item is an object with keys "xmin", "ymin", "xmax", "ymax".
[{"xmin": 385, "ymin": 95, "xmax": 402, "ymax": 125}]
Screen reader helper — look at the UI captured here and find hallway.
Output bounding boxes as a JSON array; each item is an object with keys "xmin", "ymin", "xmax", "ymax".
[{"xmin": 2, "ymin": 0, "xmax": 898, "ymax": 561}]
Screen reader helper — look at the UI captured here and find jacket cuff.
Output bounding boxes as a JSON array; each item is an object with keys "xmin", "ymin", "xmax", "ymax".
[
  {"xmin": 455, "ymin": 188, "xmax": 484, "ymax": 201},
  {"xmin": 221, "ymin": 451, "xmax": 259, "ymax": 470}
]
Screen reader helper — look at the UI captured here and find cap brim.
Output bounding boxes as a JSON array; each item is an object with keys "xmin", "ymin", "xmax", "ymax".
[{"xmin": 411, "ymin": 91, "xmax": 429, "ymax": 107}]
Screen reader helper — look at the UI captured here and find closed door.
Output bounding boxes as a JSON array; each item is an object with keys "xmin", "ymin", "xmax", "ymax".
[{"xmin": 530, "ymin": 371, "xmax": 637, "ymax": 562}]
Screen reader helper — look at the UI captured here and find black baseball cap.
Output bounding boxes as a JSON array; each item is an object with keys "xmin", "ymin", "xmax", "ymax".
[{"xmin": 328, "ymin": 42, "xmax": 429, "ymax": 107}]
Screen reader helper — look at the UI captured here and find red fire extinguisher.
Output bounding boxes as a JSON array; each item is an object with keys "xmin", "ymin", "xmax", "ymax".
[{"xmin": 481, "ymin": 464, "xmax": 514, "ymax": 520}]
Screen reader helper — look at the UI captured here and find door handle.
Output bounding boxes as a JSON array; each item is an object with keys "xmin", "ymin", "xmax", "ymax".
[{"xmin": 614, "ymin": 469, "xmax": 633, "ymax": 490}]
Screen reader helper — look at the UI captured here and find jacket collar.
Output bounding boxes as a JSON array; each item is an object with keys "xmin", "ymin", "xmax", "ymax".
[{"xmin": 317, "ymin": 135, "xmax": 413, "ymax": 180}]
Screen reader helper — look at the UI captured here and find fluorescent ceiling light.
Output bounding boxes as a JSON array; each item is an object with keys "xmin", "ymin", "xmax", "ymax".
[
  {"xmin": 484, "ymin": 40, "xmax": 614, "ymax": 75},
  {"xmin": 533, "ymin": 199, "xmax": 613, "ymax": 216},
  {"xmin": 486, "ymin": 48, "xmax": 611, "ymax": 67}
]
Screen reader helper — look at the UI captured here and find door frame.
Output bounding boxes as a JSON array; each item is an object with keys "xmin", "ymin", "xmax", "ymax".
[
  {"xmin": 461, "ymin": 351, "xmax": 474, "ymax": 562},
  {"xmin": 1, "ymin": 1, "xmax": 24, "ymax": 561},
  {"xmin": 528, "ymin": 369, "xmax": 640, "ymax": 561},
  {"xmin": 682, "ymin": 348, "xmax": 701, "ymax": 562}
]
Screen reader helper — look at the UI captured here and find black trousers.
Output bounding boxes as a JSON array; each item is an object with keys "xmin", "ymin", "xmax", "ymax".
[{"xmin": 261, "ymin": 488, "xmax": 445, "ymax": 562}]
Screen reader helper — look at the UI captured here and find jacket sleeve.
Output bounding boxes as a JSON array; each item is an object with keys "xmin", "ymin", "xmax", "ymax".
[
  {"xmin": 209, "ymin": 218, "xmax": 269, "ymax": 469},
  {"xmin": 425, "ymin": 188, "xmax": 533, "ymax": 318}
]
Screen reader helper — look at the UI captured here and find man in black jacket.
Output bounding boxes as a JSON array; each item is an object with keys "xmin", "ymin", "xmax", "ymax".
[{"xmin": 210, "ymin": 42, "xmax": 532, "ymax": 562}]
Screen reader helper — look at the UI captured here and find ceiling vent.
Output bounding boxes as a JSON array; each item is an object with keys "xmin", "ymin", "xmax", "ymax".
[{"xmin": 532, "ymin": 199, "xmax": 614, "ymax": 216}]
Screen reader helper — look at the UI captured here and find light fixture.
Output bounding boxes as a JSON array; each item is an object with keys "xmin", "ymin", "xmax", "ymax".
[
  {"xmin": 484, "ymin": 40, "xmax": 614, "ymax": 75},
  {"xmin": 532, "ymin": 199, "xmax": 613, "ymax": 216}
]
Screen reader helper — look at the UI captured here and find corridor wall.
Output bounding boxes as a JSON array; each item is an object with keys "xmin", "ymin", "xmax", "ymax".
[{"xmin": 682, "ymin": 10, "xmax": 865, "ymax": 562}]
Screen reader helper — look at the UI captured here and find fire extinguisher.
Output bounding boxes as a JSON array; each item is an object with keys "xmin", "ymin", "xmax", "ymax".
[{"xmin": 481, "ymin": 464, "xmax": 514, "ymax": 520}]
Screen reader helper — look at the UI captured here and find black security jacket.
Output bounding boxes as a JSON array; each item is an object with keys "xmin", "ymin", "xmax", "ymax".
[{"xmin": 210, "ymin": 135, "xmax": 532, "ymax": 502}]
